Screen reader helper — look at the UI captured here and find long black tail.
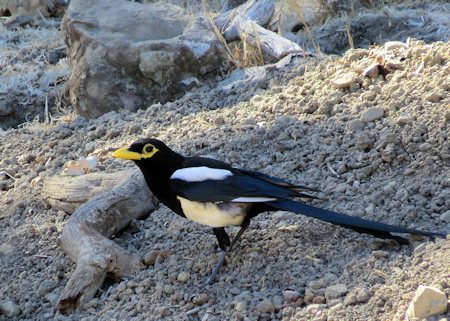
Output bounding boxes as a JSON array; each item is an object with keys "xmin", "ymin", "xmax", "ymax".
[{"xmin": 268, "ymin": 200, "xmax": 447, "ymax": 244}]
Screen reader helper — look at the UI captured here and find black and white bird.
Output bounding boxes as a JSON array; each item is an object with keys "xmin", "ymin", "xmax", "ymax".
[{"xmin": 113, "ymin": 138, "xmax": 446, "ymax": 284}]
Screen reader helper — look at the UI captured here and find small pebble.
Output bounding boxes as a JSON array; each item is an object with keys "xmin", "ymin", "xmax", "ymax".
[
  {"xmin": 414, "ymin": 243, "xmax": 427, "ymax": 254},
  {"xmin": 356, "ymin": 287, "xmax": 370, "ymax": 303},
  {"xmin": 256, "ymin": 298, "xmax": 275, "ymax": 313},
  {"xmin": 347, "ymin": 120, "xmax": 365, "ymax": 131},
  {"xmin": 356, "ymin": 133, "xmax": 374, "ymax": 151},
  {"xmin": 143, "ymin": 250, "xmax": 169, "ymax": 265},
  {"xmin": 418, "ymin": 143, "xmax": 432, "ymax": 152},
  {"xmin": 0, "ymin": 300, "xmax": 21, "ymax": 317},
  {"xmin": 283, "ymin": 289, "xmax": 301, "ymax": 303},
  {"xmin": 305, "ymin": 303, "xmax": 325, "ymax": 315},
  {"xmin": 362, "ymin": 63, "xmax": 381, "ymax": 78},
  {"xmin": 384, "ymin": 41, "xmax": 406, "ymax": 51},
  {"xmin": 426, "ymin": 92, "xmax": 442, "ymax": 103},
  {"xmin": 440, "ymin": 211, "xmax": 450, "ymax": 223},
  {"xmin": 325, "ymin": 284, "xmax": 348, "ymax": 300},
  {"xmin": 372, "ymin": 250, "xmax": 389, "ymax": 258},
  {"xmin": 235, "ymin": 301, "xmax": 247, "ymax": 311},
  {"xmin": 396, "ymin": 115, "xmax": 414, "ymax": 125},
  {"xmin": 360, "ymin": 107, "xmax": 384, "ymax": 122},
  {"xmin": 45, "ymin": 293, "xmax": 58, "ymax": 307},
  {"xmin": 229, "ymin": 287, "xmax": 241, "ymax": 295},
  {"xmin": 177, "ymin": 272, "xmax": 190, "ymax": 282},
  {"xmin": 333, "ymin": 72, "xmax": 359, "ymax": 89},
  {"xmin": 192, "ymin": 293, "xmax": 209, "ymax": 305}
]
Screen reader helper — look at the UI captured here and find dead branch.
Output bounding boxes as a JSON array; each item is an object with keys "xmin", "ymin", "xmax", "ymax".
[
  {"xmin": 43, "ymin": 170, "xmax": 133, "ymax": 214},
  {"xmin": 214, "ymin": 0, "xmax": 275, "ymax": 40},
  {"xmin": 214, "ymin": 0, "xmax": 308, "ymax": 60},
  {"xmin": 50, "ymin": 170, "xmax": 157, "ymax": 314}
]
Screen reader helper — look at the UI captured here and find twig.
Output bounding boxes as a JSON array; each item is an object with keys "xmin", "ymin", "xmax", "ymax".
[
  {"xmin": 186, "ymin": 304, "xmax": 209, "ymax": 316},
  {"xmin": 287, "ymin": 0, "xmax": 320, "ymax": 54},
  {"xmin": 0, "ymin": 171, "xmax": 17, "ymax": 181},
  {"xmin": 326, "ymin": 163, "xmax": 340, "ymax": 178},
  {"xmin": 343, "ymin": 12, "xmax": 354, "ymax": 49},
  {"xmin": 201, "ymin": 0, "xmax": 238, "ymax": 67},
  {"xmin": 33, "ymin": 254, "xmax": 53, "ymax": 259}
]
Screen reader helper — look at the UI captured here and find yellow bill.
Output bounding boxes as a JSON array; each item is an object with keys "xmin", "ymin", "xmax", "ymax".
[{"xmin": 112, "ymin": 147, "xmax": 142, "ymax": 160}]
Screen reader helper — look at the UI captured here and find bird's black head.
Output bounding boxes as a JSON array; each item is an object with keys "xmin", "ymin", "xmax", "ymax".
[{"xmin": 113, "ymin": 138, "xmax": 181, "ymax": 167}]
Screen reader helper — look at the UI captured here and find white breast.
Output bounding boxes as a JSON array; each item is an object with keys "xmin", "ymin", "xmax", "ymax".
[{"xmin": 177, "ymin": 196, "xmax": 248, "ymax": 227}]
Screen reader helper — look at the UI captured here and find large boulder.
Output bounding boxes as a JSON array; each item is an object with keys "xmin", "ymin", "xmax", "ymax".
[{"xmin": 63, "ymin": 0, "xmax": 227, "ymax": 118}]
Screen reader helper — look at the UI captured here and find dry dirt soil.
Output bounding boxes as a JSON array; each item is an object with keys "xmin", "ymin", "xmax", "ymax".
[{"xmin": 1, "ymin": 10, "xmax": 450, "ymax": 321}]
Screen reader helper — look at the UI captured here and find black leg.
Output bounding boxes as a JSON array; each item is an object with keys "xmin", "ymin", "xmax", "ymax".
[
  {"xmin": 206, "ymin": 221, "xmax": 250, "ymax": 285},
  {"xmin": 212, "ymin": 227, "xmax": 230, "ymax": 251}
]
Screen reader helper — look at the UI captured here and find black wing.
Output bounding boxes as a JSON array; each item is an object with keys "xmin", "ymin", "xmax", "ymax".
[
  {"xmin": 170, "ymin": 157, "xmax": 316, "ymax": 203},
  {"xmin": 239, "ymin": 168, "xmax": 320, "ymax": 193}
]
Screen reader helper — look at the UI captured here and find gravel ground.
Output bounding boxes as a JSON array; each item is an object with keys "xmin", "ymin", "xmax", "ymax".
[{"xmin": 1, "ymin": 27, "xmax": 449, "ymax": 321}]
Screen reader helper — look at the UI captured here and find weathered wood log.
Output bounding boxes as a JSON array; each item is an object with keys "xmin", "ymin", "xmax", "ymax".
[
  {"xmin": 42, "ymin": 170, "xmax": 133, "ymax": 214},
  {"xmin": 215, "ymin": 0, "xmax": 275, "ymax": 40},
  {"xmin": 53, "ymin": 170, "xmax": 157, "ymax": 314},
  {"xmin": 220, "ymin": 0, "xmax": 247, "ymax": 13},
  {"xmin": 235, "ymin": 16, "xmax": 305, "ymax": 59},
  {"xmin": 214, "ymin": 0, "xmax": 308, "ymax": 60}
]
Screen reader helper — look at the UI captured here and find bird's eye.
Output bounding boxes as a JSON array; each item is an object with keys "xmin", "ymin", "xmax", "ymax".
[
  {"xmin": 143, "ymin": 144, "xmax": 154, "ymax": 154},
  {"xmin": 141, "ymin": 143, "xmax": 159, "ymax": 159}
]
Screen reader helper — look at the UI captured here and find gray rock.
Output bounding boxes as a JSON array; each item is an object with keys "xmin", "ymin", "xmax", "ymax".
[
  {"xmin": 347, "ymin": 119, "xmax": 365, "ymax": 131},
  {"xmin": 418, "ymin": 143, "xmax": 432, "ymax": 152},
  {"xmin": 360, "ymin": 107, "xmax": 384, "ymax": 122},
  {"xmin": 0, "ymin": 300, "xmax": 21, "ymax": 317},
  {"xmin": 356, "ymin": 133, "xmax": 374, "ymax": 151},
  {"xmin": 0, "ymin": 242, "xmax": 15, "ymax": 256},
  {"xmin": 440, "ymin": 210, "xmax": 450, "ymax": 223},
  {"xmin": 283, "ymin": 289, "xmax": 301, "ymax": 303},
  {"xmin": 355, "ymin": 287, "xmax": 371, "ymax": 303},
  {"xmin": 308, "ymin": 273, "xmax": 337, "ymax": 290},
  {"xmin": 256, "ymin": 298, "xmax": 275, "ymax": 313},
  {"xmin": 406, "ymin": 285, "xmax": 448, "ymax": 319},
  {"xmin": 343, "ymin": 291, "xmax": 358, "ymax": 306},
  {"xmin": 325, "ymin": 284, "xmax": 348, "ymax": 300},
  {"xmin": 305, "ymin": 303, "xmax": 326, "ymax": 315},
  {"xmin": 192, "ymin": 293, "xmax": 209, "ymax": 305},
  {"xmin": 46, "ymin": 292, "xmax": 60, "ymax": 307},
  {"xmin": 396, "ymin": 115, "xmax": 414, "ymax": 125},
  {"xmin": 384, "ymin": 41, "xmax": 406, "ymax": 51},
  {"xmin": 372, "ymin": 250, "xmax": 389, "ymax": 258},
  {"xmin": 333, "ymin": 72, "xmax": 359, "ymax": 89},
  {"xmin": 63, "ymin": 0, "xmax": 226, "ymax": 118},
  {"xmin": 426, "ymin": 92, "xmax": 442, "ymax": 103},
  {"xmin": 344, "ymin": 287, "xmax": 371, "ymax": 305},
  {"xmin": 177, "ymin": 271, "xmax": 190, "ymax": 282},
  {"xmin": 218, "ymin": 67, "xmax": 267, "ymax": 92},
  {"xmin": 235, "ymin": 301, "xmax": 247, "ymax": 311}
]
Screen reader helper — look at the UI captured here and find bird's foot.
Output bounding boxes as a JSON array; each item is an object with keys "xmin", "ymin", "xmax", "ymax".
[{"xmin": 205, "ymin": 250, "xmax": 227, "ymax": 285}]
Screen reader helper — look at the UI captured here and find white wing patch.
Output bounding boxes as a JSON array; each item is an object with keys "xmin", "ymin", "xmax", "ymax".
[
  {"xmin": 232, "ymin": 197, "xmax": 277, "ymax": 202},
  {"xmin": 171, "ymin": 167, "xmax": 232, "ymax": 182}
]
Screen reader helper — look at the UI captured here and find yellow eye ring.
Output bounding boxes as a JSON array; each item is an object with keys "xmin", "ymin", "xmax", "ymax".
[{"xmin": 142, "ymin": 143, "xmax": 159, "ymax": 159}]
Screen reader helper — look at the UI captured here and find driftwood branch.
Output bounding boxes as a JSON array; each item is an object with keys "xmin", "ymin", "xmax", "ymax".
[
  {"xmin": 44, "ymin": 170, "xmax": 157, "ymax": 314},
  {"xmin": 214, "ymin": 0, "xmax": 307, "ymax": 60},
  {"xmin": 236, "ymin": 16, "xmax": 304, "ymax": 59},
  {"xmin": 215, "ymin": 0, "xmax": 275, "ymax": 40},
  {"xmin": 42, "ymin": 170, "xmax": 133, "ymax": 214}
]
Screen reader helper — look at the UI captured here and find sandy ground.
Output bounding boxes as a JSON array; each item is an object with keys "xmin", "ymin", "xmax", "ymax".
[{"xmin": 1, "ymin": 8, "xmax": 449, "ymax": 321}]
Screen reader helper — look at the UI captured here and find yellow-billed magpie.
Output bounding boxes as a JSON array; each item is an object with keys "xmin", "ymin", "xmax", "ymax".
[{"xmin": 113, "ymin": 138, "xmax": 447, "ymax": 284}]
